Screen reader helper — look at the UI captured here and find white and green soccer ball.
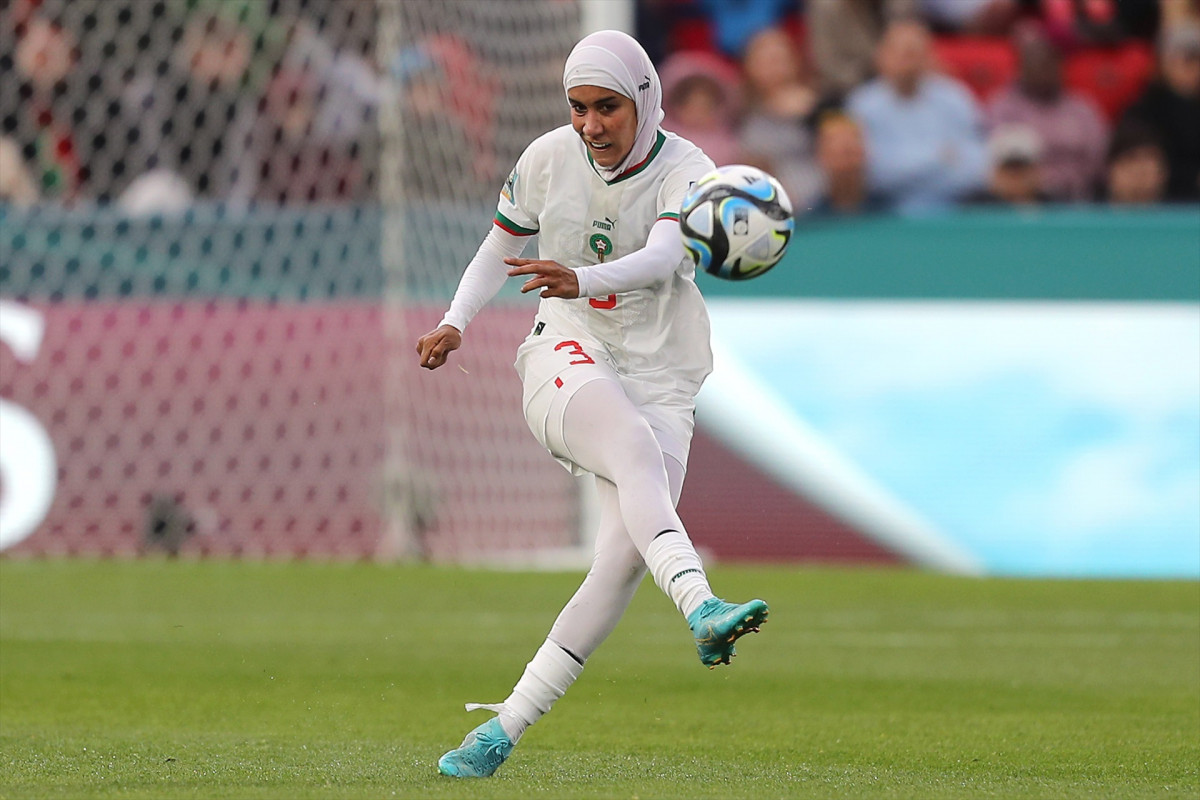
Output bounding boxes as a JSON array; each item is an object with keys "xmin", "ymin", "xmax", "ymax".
[{"xmin": 679, "ymin": 164, "xmax": 794, "ymax": 281}]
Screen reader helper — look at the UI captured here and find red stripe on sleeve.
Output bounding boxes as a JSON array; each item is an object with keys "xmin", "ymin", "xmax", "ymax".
[{"xmin": 493, "ymin": 218, "xmax": 536, "ymax": 236}]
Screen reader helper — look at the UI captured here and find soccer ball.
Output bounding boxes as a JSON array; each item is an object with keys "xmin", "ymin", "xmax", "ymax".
[{"xmin": 679, "ymin": 164, "xmax": 794, "ymax": 281}]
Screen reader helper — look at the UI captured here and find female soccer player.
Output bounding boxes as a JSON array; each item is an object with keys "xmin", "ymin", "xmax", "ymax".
[{"xmin": 416, "ymin": 30, "xmax": 768, "ymax": 778}]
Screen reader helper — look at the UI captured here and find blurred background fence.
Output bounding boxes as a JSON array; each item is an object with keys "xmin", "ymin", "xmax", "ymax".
[{"xmin": 1, "ymin": 0, "xmax": 1197, "ymax": 575}]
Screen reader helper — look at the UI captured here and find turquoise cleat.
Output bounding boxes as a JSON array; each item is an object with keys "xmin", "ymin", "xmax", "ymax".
[
  {"xmin": 437, "ymin": 717, "xmax": 514, "ymax": 778},
  {"xmin": 687, "ymin": 597, "xmax": 769, "ymax": 668}
]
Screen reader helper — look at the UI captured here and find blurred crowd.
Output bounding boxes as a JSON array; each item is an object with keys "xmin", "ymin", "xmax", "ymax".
[
  {"xmin": 1, "ymin": 0, "xmax": 386, "ymax": 210},
  {"xmin": 650, "ymin": 0, "xmax": 1200, "ymax": 215},
  {"xmin": 0, "ymin": 0, "xmax": 565, "ymax": 212},
  {"xmin": 2, "ymin": 0, "xmax": 1198, "ymax": 216}
]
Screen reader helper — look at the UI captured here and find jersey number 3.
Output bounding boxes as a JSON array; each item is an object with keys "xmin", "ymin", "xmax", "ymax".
[
  {"xmin": 554, "ymin": 340, "xmax": 595, "ymax": 366},
  {"xmin": 589, "ymin": 294, "xmax": 617, "ymax": 309}
]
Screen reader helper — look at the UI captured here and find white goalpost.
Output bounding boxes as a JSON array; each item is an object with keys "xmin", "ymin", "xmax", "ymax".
[
  {"xmin": 376, "ymin": 0, "xmax": 633, "ymax": 565},
  {"xmin": 0, "ymin": 0, "xmax": 631, "ymax": 562}
]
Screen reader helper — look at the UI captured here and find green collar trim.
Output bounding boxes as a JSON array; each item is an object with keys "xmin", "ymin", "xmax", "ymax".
[{"xmin": 587, "ymin": 131, "xmax": 666, "ymax": 185}]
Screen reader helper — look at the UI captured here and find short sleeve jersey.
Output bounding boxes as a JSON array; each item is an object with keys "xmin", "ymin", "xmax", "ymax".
[{"xmin": 496, "ymin": 125, "xmax": 717, "ymax": 393}]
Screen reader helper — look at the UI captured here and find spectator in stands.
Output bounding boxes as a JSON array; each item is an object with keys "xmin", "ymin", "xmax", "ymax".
[
  {"xmin": 986, "ymin": 23, "xmax": 1109, "ymax": 202},
  {"xmin": 697, "ymin": 0, "xmax": 798, "ymax": 58},
  {"xmin": 808, "ymin": 0, "xmax": 919, "ymax": 102},
  {"xmin": 9, "ymin": 13, "xmax": 84, "ymax": 203},
  {"xmin": 120, "ymin": 9, "xmax": 260, "ymax": 203},
  {"xmin": 1102, "ymin": 120, "xmax": 1169, "ymax": 204},
  {"xmin": 1038, "ymin": 0, "xmax": 1162, "ymax": 47},
  {"xmin": 0, "ymin": 135, "xmax": 38, "ymax": 207},
  {"xmin": 1040, "ymin": 0, "xmax": 1124, "ymax": 47},
  {"xmin": 971, "ymin": 124, "xmax": 1052, "ymax": 206},
  {"xmin": 808, "ymin": 112, "xmax": 888, "ymax": 216},
  {"xmin": 660, "ymin": 51, "xmax": 743, "ymax": 166},
  {"xmin": 389, "ymin": 41, "xmax": 479, "ymax": 203},
  {"xmin": 1121, "ymin": 21, "xmax": 1200, "ymax": 201},
  {"xmin": 920, "ymin": 0, "xmax": 1020, "ymax": 35},
  {"xmin": 737, "ymin": 26, "xmax": 824, "ymax": 213},
  {"xmin": 240, "ymin": 69, "xmax": 369, "ymax": 205},
  {"xmin": 278, "ymin": 19, "xmax": 380, "ymax": 151},
  {"xmin": 1160, "ymin": 0, "xmax": 1200, "ymax": 31},
  {"xmin": 634, "ymin": 0, "xmax": 678, "ymax": 64},
  {"xmin": 409, "ymin": 34, "xmax": 500, "ymax": 198},
  {"xmin": 846, "ymin": 19, "xmax": 989, "ymax": 215}
]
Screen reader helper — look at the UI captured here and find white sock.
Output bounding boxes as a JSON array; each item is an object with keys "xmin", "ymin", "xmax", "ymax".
[
  {"xmin": 475, "ymin": 640, "xmax": 583, "ymax": 743},
  {"xmin": 644, "ymin": 530, "xmax": 714, "ymax": 619}
]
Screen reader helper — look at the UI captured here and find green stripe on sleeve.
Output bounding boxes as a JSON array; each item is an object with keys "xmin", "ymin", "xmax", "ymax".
[{"xmin": 494, "ymin": 211, "xmax": 538, "ymax": 236}]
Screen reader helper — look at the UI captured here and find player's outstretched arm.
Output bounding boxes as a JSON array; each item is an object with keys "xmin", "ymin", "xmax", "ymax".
[
  {"xmin": 416, "ymin": 324, "xmax": 462, "ymax": 370},
  {"xmin": 417, "ymin": 223, "xmax": 530, "ymax": 371},
  {"xmin": 565, "ymin": 217, "xmax": 684, "ymax": 298}
]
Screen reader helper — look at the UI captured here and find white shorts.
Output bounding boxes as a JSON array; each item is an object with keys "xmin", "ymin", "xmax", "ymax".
[{"xmin": 514, "ymin": 322, "xmax": 697, "ymax": 476}]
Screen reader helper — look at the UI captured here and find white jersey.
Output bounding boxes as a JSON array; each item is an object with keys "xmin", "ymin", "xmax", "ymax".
[{"xmin": 497, "ymin": 125, "xmax": 716, "ymax": 395}]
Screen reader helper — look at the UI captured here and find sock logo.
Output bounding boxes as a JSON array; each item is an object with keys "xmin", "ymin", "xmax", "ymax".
[{"xmin": 670, "ymin": 568, "xmax": 701, "ymax": 584}]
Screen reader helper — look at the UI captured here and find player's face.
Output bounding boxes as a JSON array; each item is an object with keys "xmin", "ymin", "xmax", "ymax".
[{"xmin": 568, "ymin": 85, "xmax": 637, "ymax": 169}]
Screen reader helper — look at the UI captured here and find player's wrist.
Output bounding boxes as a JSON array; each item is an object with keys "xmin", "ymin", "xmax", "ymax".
[
  {"xmin": 438, "ymin": 315, "xmax": 468, "ymax": 334},
  {"xmin": 571, "ymin": 266, "xmax": 592, "ymax": 298}
]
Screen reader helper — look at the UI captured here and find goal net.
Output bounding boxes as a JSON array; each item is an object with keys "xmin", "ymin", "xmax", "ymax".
[{"xmin": 0, "ymin": 0, "xmax": 593, "ymax": 562}]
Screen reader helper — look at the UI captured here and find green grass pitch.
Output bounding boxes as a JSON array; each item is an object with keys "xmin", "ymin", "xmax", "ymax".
[{"xmin": 1, "ymin": 560, "xmax": 1196, "ymax": 799}]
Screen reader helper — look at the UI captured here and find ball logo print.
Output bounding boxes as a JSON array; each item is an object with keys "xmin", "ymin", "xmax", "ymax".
[
  {"xmin": 679, "ymin": 165, "xmax": 794, "ymax": 281},
  {"xmin": 732, "ymin": 207, "xmax": 749, "ymax": 236}
]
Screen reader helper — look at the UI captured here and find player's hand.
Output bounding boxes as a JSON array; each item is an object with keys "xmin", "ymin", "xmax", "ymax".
[
  {"xmin": 415, "ymin": 324, "xmax": 462, "ymax": 370},
  {"xmin": 505, "ymin": 257, "xmax": 580, "ymax": 299}
]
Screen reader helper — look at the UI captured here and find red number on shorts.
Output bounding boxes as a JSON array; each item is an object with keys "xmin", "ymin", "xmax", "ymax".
[
  {"xmin": 554, "ymin": 340, "xmax": 595, "ymax": 366},
  {"xmin": 589, "ymin": 294, "xmax": 617, "ymax": 310}
]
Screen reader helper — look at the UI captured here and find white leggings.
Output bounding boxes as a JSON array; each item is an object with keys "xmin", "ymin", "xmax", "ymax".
[{"xmin": 540, "ymin": 377, "xmax": 689, "ymax": 661}]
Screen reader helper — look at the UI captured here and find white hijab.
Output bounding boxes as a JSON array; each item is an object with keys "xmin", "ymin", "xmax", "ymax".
[{"xmin": 562, "ymin": 30, "xmax": 664, "ymax": 181}]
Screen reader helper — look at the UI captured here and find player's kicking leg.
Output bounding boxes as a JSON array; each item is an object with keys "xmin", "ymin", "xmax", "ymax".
[
  {"xmin": 554, "ymin": 379, "xmax": 770, "ymax": 668},
  {"xmin": 439, "ymin": 482, "xmax": 640, "ymax": 778},
  {"xmin": 687, "ymin": 597, "xmax": 770, "ymax": 668},
  {"xmin": 436, "ymin": 717, "xmax": 514, "ymax": 778},
  {"xmin": 438, "ymin": 365, "xmax": 770, "ymax": 777}
]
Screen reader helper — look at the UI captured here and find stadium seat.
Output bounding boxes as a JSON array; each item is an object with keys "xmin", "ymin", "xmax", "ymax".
[
  {"xmin": 933, "ymin": 36, "xmax": 1018, "ymax": 102},
  {"xmin": 669, "ymin": 17, "xmax": 717, "ymax": 54},
  {"xmin": 1064, "ymin": 43, "xmax": 1155, "ymax": 122},
  {"xmin": 668, "ymin": 19, "xmax": 806, "ymax": 58}
]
